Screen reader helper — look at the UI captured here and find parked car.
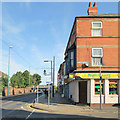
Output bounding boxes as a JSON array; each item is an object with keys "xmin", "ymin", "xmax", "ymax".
[{"xmin": 36, "ymin": 89, "xmax": 43, "ymax": 94}]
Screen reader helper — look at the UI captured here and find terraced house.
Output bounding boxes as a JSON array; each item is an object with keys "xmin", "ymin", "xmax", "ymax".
[{"xmin": 58, "ymin": 2, "xmax": 120, "ymax": 106}]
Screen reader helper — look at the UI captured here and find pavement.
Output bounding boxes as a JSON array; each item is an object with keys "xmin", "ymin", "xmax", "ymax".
[{"xmin": 29, "ymin": 92, "xmax": 120, "ymax": 120}]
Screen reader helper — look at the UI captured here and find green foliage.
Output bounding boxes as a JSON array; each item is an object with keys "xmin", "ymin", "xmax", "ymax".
[
  {"xmin": 10, "ymin": 70, "xmax": 41, "ymax": 88},
  {"xmin": 22, "ymin": 70, "xmax": 29, "ymax": 87},
  {"xmin": 33, "ymin": 73, "xmax": 41, "ymax": 86},
  {"xmin": 2, "ymin": 76, "xmax": 8, "ymax": 88},
  {"xmin": 10, "ymin": 74, "xmax": 17, "ymax": 88},
  {"xmin": 11, "ymin": 71, "xmax": 25, "ymax": 88}
]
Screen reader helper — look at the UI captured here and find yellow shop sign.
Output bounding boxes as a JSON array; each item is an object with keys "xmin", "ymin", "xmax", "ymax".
[
  {"xmin": 76, "ymin": 73, "xmax": 119, "ymax": 79},
  {"xmin": 69, "ymin": 73, "xmax": 75, "ymax": 78}
]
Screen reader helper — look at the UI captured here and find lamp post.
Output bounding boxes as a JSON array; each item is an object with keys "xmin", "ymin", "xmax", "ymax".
[
  {"xmin": 52, "ymin": 56, "xmax": 55, "ymax": 97},
  {"xmin": 99, "ymin": 65, "xmax": 102, "ymax": 110},
  {"xmin": 7, "ymin": 46, "xmax": 13, "ymax": 96},
  {"xmin": 29, "ymin": 66, "xmax": 31, "ymax": 93}
]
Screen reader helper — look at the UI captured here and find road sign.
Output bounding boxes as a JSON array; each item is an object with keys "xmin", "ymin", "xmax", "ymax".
[{"xmin": 46, "ymin": 81, "xmax": 53, "ymax": 84}]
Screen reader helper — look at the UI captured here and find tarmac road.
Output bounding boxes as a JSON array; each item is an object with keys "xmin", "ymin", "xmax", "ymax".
[
  {"xmin": 1, "ymin": 93, "xmax": 119, "ymax": 120},
  {"xmin": 2, "ymin": 93, "xmax": 36, "ymax": 119}
]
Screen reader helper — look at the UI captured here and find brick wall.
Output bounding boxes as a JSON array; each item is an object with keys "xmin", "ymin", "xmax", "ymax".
[
  {"xmin": 2, "ymin": 87, "xmax": 34, "ymax": 96},
  {"xmin": 76, "ymin": 18, "xmax": 119, "ymax": 70}
]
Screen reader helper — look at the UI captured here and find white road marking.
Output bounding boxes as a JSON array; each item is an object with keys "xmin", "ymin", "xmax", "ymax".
[{"xmin": 26, "ymin": 110, "xmax": 35, "ymax": 119}]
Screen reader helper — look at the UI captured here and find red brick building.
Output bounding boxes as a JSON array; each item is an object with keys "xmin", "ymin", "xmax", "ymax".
[
  {"xmin": 57, "ymin": 62, "xmax": 65, "ymax": 94},
  {"xmin": 60, "ymin": 2, "xmax": 120, "ymax": 105}
]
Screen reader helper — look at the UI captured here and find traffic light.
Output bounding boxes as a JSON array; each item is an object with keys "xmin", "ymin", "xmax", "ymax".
[{"xmin": 44, "ymin": 70, "xmax": 46, "ymax": 76}]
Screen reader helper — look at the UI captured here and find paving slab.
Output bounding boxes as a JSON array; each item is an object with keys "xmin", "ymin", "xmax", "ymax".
[{"xmin": 29, "ymin": 93, "xmax": 119, "ymax": 119}]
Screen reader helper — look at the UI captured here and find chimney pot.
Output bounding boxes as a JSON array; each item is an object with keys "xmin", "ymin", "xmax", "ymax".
[
  {"xmin": 87, "ymin": 2, "xmax": 98, "ymax": 15},
  {"xmin": 89, "ymin": 2, "xmax": 92, "ymax": 7},
  {"xmin": 93, "ymin": 2, "xmax": 97, "ymax": 7}
]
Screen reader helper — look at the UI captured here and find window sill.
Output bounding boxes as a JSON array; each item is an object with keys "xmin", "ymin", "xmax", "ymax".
[
  {"xmin": 94, "ymin": 94, "xmax": 104, "ymax": 96},
  {"xmin": 92, "ymin": 65, "xmax": 103, "ymax": 67},
  {"xmin": 109, "ymin": 94, "xmax": 118, "ymax": 96}
]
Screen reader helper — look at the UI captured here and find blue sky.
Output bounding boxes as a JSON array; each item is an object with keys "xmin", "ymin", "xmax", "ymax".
[{"xmin": 2, "ymin": 2, "xmax": 118, "ymax": 85}]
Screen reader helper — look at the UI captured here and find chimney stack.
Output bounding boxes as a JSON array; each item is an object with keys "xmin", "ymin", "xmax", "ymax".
[{"xmin": 87, "ymin": 2, "xmax": 98, "ymax": 15}]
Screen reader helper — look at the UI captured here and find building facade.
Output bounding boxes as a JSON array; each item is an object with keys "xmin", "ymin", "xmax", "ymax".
[
  {"xmin": 59, "ymin": 2, "xmax": 120, "ymax": 106},
  {"xmin": 57, "ymin": 62, "xmax": 65, "ymax": 95}
]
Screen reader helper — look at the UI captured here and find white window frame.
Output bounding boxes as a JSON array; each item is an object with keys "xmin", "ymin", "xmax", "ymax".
[
  {"xmin": 92, "ymin": 48, "xmax": 103, "ymax": 66},
  {"xmin": 70, "ymin": 51, "xmax": 74, "ymax": 68},
  {"xmin": 92, "ymin": 22, "xmax": 102, "ymax": 29},
  {"xmin": 92, "ymin": 48, "xmax": 103, "ymax": 57},
  {"xmin": 92, "ymin": 57, "xmax": 103, "ymax": 66},
  {"xmin": 92, "ymin": 21, "xmax": 102, "ymax": 36}
]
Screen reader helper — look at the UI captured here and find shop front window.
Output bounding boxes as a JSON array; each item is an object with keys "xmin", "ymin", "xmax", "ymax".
[
  {"xmin": 109, "ymin": 80, "xmax": 118, "ymax": 95},
  {"xmin": 95, "ymin": 80, "xmax": 104, "ymax": 94}
]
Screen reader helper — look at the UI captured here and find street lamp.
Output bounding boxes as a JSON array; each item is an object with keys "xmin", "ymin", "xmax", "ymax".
[
  {"xmin": 29, "ymin": 66, "xmax": 31, "ymax": 93},
  {"xmin": 8, "ymin": 46, "xmax": 13, "ymax": 96},
  {"xmin": 99, "ymin": 63, "xmax": 105, "ymax": 110},
  {"xmin": 52, "ymin": 56, "xmax": 55, "ymax": 97}
]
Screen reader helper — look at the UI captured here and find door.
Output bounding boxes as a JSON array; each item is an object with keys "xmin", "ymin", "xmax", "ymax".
[{"xmin": 79, "ymin": 81, "xmax": 87, "ymax": 104}]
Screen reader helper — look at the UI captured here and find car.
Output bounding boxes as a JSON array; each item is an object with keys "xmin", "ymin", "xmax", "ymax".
[{"xmin": 36, "ymin": 89, "xmax": 43, "ymax": 94}]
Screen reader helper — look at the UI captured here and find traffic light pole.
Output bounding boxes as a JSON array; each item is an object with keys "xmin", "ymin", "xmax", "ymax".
[
  {"xmin": 29, "ymin": 66, "xmax": 30, "ymax": 93},
  {"xmin": 52, "ymin": 56, "xmax": 55, "ymax": 97},
  {"xmin": 48, "ymin": 84, "xmax": 50, "ymax": 107}
]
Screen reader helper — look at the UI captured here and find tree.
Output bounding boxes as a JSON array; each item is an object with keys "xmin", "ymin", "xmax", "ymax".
[
  {"xmin": 30, "ymin": 75, "xmax": 35, "ymax": 86},
  {"xmin": 2, "ymin": 75, "xmax": 8, "ymax": 88},
  {"xmin": 10, "ymin": 70, "xmax": 42, "ymax": 88},
  {"xmin": 10, "ymin": 74, "xmax": 17, "ymax": 88},
  {"xmin": 11, "ymin": 71, "xmax": 25, "ymax": 88},
  {"xmin": 22, "ymin": 70, "xmax": 29, "ymax": 87},
  {"xmin": 33, "ymin": 73, "xmax": 41, "ymax": 86}
]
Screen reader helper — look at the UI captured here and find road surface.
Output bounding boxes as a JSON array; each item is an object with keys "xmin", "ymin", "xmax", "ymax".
[{"xmin": 1, "ymin": 93, "xmax": 118, "ymax": 120}]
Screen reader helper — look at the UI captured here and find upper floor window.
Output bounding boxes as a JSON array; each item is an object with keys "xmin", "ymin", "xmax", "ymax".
[
  {"xmin": 92, "ymin": 48, "xmax": 103, "ymax": 57},
  {"xmin": 92, "ymin": 48, "xmax": 103, "ymax": 66},
  {"xmin": 70, "ymin": 51, "xmax": 74, "ymax": 68},
  {"xmin": 92, "ymin": 22, "xmax": 102, "ymax": 36}
]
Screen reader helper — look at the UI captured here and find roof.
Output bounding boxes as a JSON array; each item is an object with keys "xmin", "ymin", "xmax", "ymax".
[
  {"xmin": 64, "ymin": 13, "xmax": 119, "ymax": 55},
  {"xmin": 0, "ymin": 71, "xmax": 8, "ymax": 78},
  {"xmin": 76, "ymin": 13, "xmax": 120, "ymax": 18}
]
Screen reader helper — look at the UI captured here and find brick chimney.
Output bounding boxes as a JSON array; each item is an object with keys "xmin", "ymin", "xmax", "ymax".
[{"xmin": 87, "ymin": 2, "xmax": 98, "ymax": 15}]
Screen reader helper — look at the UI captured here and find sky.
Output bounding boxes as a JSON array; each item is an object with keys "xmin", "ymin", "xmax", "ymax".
[{"xmin": 1, "ymin": 1, "xmax": 118, "ymax": 85}]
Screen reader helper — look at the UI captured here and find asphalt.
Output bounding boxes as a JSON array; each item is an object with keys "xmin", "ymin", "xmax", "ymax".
[
  {"xmin": 1, "ymin": 92, "xmax": 120, "ymax": 120},
  {"xmin": 2, "ymin": 93, "xmax": 36, "ymax": 119}
]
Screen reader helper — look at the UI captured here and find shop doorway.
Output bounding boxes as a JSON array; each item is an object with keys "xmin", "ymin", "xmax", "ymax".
[{"xmin": 79, "ymin": 81, "xmax": 87, "ymax": 104}]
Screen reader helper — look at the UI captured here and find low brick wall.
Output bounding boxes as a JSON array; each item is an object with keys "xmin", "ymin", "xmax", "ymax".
[{"xmin": 2, "ymin": 87, "xmax": 35, "ymax": 96}]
